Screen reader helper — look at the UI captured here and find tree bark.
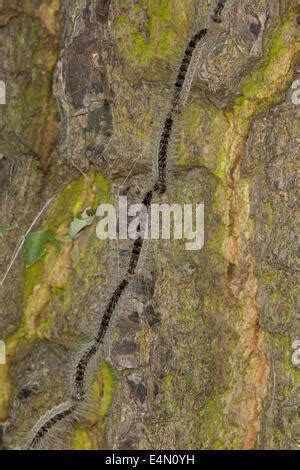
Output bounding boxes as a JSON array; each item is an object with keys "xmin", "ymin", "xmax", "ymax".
[{"xmin": 0, "ymin": 0, "xmax": 299, "ymax": 450}]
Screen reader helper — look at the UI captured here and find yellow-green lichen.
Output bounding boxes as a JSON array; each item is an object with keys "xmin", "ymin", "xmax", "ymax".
[
  {"xmin": 177, "ymin": 12, "xmax": 299, "ymax": 182},
  {"xmin": 95, "ymin": 361, "xmax": 115, "ymax": 418},
  {"xmin": 72, "ymin": 361, "xmax": 115, "ymax": 449},
  {"xmin": 23, "ymin": 0, "xmax": 61, "ymax": 36},
  {"xmin": 73, "ymin": 427, "xmax": 93, "ymax": 450},
  {"xmin": 113, "ymin": 0, "xmax": 195, "ymax": 74},
  {"xmin": 0, "ymin": 171, "xmax": 111, "ymax": 422},
  {"xmin": 150, "ymin": 12, "xmax": 299, "ymax": 450},
  {"xmin": 3, "ymin": 13, "xmax": 60, "ymax": 168},
  {"xmin": 198, "ymin": 396, "xmax": 227, "ymax": 449}
]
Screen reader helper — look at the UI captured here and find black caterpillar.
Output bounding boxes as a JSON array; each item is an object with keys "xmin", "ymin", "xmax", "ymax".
[
  {"xmin": 73, "ymin": 342, "xmax": 99, "ymax": 400},
  {"xmin": 71, "ymin": 31, "xmax": 210, "ymax": 399},
  {"xmin": 73, "ymin": 190, "xmax": 153, "ymax": 400},
  {"xmin": 154, "ymin": 29, "xmax": 207, "ymax": 195},
  {"xmin": 153, "ymin": 114, "xmax": 174, "ymax": 195},
  {"xmin": 25, "ymin": 402, "xmax": 76, "ymax": 449},
  {"xmin": 71, "ymin": 27, "xmax": 209, "ymax": 402},
  {"xmin": 172, "ymin": 28, "xmax": 208, "ymax": 108},
  {"xmin": 128, "ymin": 190, "xmax": 153, "ymax": 273},
  {"xmin": 24, "ymin": 1, "xmax": 226, "ymax": 449}
]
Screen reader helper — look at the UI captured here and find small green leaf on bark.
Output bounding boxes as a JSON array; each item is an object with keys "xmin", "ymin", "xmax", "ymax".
[{"xmin": 24, "ymin": 231, "xmax": 61, "ymax": 267}]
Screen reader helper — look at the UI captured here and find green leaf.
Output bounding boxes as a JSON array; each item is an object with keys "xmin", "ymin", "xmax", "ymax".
[
  {"xmin": 24, "ymin": 231, "xmax": 61, "ymax": 267},
  {"xmin": 69, "ymin": 207, "xmax": 95, "ymax": 240}
]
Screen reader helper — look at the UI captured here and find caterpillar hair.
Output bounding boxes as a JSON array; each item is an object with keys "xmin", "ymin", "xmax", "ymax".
[
  {"xmin": 172, "ymin": 29, "xmax": 208, "ymax": 110},
  {"xmin": 72, "ymin": 341, "xmax": 99, "ymax": 401},
  {"xmin": 174, "ymin": 30, "xmax": 207, "ymax": 112},
  {"xmin": 72, "ymin": 272, "xmax": 131, "ymax": 401},
  {"xmin": 95, "ymin": 277, "xmax": 130, "ymax": 344},
  {"xmin": 24, "ymin": 400, "xmax": 76, "ymax": 450},
  {"xmin": 23, "ymin": 2, "xmax": 229, "ymax": 448},
  {"xmin": 153, "ymin": 28, "xmax": 208, "ymax": 195},
  {"xmin": 127, "ymin": 190, "xmax": 153, "ymax": 273}
]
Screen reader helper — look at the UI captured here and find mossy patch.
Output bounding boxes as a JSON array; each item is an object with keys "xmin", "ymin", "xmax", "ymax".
[
  {"xmin": 113, "ymin": 0, "xmax": 195, "ymax": 75},
  {"xmin": 177, "ymin": 12, "xmax": 298, "ymax": 182},
  {"xmin": 150, "ymin": 11, "xmax": 299, "ymax": 450},
  {"xmin": 0, "ymin": 171, "xmax": 111, "ymax": 422},
  {"xmin": 72, "ymin": 361, "xmax": 115, "ymax": 449},
  {"xmin": 73, "ymin": 426, "xmax": 94, "ymax": 450},
  {"xmin": 1, "ymin": 11, "xmax": 60, "ymax": 169}
]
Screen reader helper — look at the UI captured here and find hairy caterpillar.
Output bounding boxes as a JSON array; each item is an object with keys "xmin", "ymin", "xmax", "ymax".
[
  {"xmin": 23, "ymin": 0, "xmax": 227, "ymax": 449},
  {"xmin": 154, "ymin": 29, "xmax": 207, "ymax": 195},
  {"xmin": 172, "ymin": 29, "xmax": 208, "ymax": 109},
  {"xmin": 72, "ymin": 278, "xmax": 129, "ymax": 401},
  {"xmin": 128, "ymin": 190, "xmax": 153, "ymax": 272},
  {"xmin": 24, "ymin": 401, "xmax": 76, "ymax": 450},
  {"xmin": 72, "ymin": 341, "xmax": 100, "ymax": 401},
  {"xmin": 71, "ymin": 22, "xmax": 207, "ymax": 399},
  {"xmin": 73, "ymin": 191, "xmax": 153, "ymax": 400}
]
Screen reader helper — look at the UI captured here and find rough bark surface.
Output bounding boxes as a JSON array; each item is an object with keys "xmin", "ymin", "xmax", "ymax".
[{"xmin": 0, "ymin": 0, "xmax": 299, "ymax": 450}]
